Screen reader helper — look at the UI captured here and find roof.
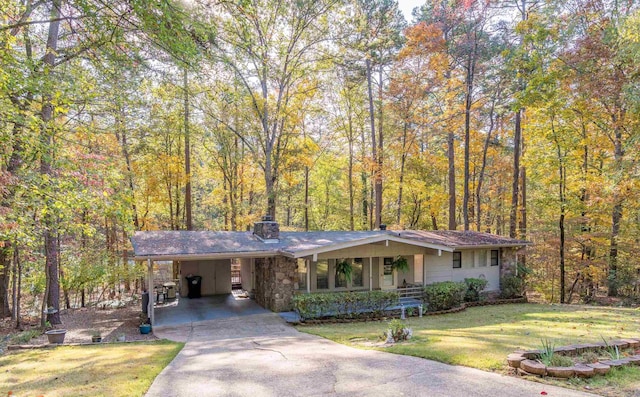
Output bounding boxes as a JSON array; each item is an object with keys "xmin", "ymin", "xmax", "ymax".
[{"xmin": 132, "ymin": 229, "xmax": 530, "ymax": 261}]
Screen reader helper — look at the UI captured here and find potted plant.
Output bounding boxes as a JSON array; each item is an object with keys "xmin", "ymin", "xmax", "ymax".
[
  {"xmin": 391, "ymin": 256, "xmax": 409, "ymax": 273},
  {"xmin": 91, "ymin": 330, "xmax": 102, "ymax": 343},
  {"xmin": 335, "ymin": 260, "xmax": 352, "ymax": 283},
  {"xmin": 139, "ymin": 323, "xmax": 151, "ymax": 334},
  {"xmin": 45, "ymin": 329, "xmax": 67, "ymax": 344}
]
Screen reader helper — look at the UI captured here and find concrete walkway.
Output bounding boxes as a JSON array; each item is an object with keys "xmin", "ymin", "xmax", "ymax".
[{"xmin": 147, "ymin": 313, "xmax": 598, "ymax": 397}]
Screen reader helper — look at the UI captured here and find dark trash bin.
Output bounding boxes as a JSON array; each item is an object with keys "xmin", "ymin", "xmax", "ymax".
[
  {"xmin": 142, "ymin": 291, "xmax": 149, "ymax": 313},
  {"xmin": 186, "ymin": 275, "xmax": 202, "ymax": 299}
]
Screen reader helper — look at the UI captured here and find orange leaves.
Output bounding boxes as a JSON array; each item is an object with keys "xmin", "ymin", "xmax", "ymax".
[{"xmin": 399, "ymin": 22, "xmax": 445, "ymax": 60}]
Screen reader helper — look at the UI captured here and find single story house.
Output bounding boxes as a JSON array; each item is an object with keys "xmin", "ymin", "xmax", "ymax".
[{"xmin": 132, "ymin": 218, "xmax": 529, "ymax": 325}]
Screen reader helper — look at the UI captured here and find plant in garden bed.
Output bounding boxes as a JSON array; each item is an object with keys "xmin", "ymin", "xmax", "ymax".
[
  {"xmin": 602, "ymin": 337, "xmax": 622, "ymax": 360},
  {"xmin": 423, "ymin": 281, "xmax": 466, "ymax": 312},
  {"xmin": 464, "ymin": 278, "xmax": 488, "ymax": 302},
  {"xmin": 292, "ymin": 291, "xmax": 399, "ymax": 320},
  {"xmin": 580, "ymin": 351, "xmax": 600, "ymax": 364},
  {"xmin": 383, "ymin": 319, "xmax": 412, "ymax": 343},
  {"xmin": 538, "ymin": 338, "xmax": 556, "ymax": 366}
]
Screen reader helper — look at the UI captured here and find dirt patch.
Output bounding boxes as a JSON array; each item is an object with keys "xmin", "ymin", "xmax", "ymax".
[{"xmin": 1, "ymin": 302, "xmax": 157, "ymax": 350}]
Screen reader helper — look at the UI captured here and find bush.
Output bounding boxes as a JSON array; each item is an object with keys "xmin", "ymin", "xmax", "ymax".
[
  {"xmin": 464, "ymin": 278, "xmax": 488, "ymax": 302},
  {"xmin": 423, "ymin": 281, "xmax": 466, "ymax": 312},
  {"xmin": 500, "ymin": 275, "xmax": 524, "ymax": 298},
  {"xmin": 385, "ymin": 319, "xmax": 412, "ymax": 342},
  {"xmin": 292, "ymin": 291, "xmax": 399, "ymax": 320}
]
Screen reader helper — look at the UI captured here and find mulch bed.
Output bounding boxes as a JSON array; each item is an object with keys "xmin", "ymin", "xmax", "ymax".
[{"xmin": 1, "ymin": 302, "xmax": 157, "ymax": 353}]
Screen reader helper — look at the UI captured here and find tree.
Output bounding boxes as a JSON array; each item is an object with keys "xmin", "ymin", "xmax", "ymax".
[{"xmin": 197, "ymin": 0, "xmax": 339, "ymax": 219}]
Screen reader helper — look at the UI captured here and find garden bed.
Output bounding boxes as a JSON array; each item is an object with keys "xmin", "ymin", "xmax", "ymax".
[
  {"xmin": 508, "ymin": 338, "xmax": 640, "ymax": 378},
  {"xmin": 296, "ymin": 296, "xmax": 527, "ymax": 324}
]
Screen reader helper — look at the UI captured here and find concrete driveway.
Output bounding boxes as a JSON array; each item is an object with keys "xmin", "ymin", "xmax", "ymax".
[{"xmin": 147, "ymin": 313, "xmax": 598, "ymax": 397}]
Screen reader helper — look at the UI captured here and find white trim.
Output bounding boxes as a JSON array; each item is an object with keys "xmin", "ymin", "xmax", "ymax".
[
  {"xmin": 290, "ymin": 234, "xmax": 454, "ymax": 259},
  {"xmin": 134, "ymin": 250, "xmax": 280, "ymax": 261}
]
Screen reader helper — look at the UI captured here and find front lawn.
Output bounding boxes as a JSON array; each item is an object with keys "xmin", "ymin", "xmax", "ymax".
[
  {"xmin": 297, "ymin": 303, "xmax": 640, "ymax": 396},
  {"xmin": 0, "ymin": 340, "xmax": 183, "ymax": 397}
]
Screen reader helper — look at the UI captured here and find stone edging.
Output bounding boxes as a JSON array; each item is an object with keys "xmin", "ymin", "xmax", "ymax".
[{"xmin": 507, "ymin": 338, "xmax": 640, "ymax": 378}]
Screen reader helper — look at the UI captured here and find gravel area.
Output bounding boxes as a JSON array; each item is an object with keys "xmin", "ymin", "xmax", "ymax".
[{"xmin": 1, "ymin": 301, "xmax": 158, "ymax": 348}]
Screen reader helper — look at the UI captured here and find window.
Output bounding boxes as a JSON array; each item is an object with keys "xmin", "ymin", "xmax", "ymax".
[
  {"xmin": 491, "ymin": 250, "xmax": 499, "ymax": 267},
  {"xmin": 335, "ymin": 259, "xmax": 347, "ymax": 288},
  {"xmin": 452, "ymin": 252, "xmax": 462, "ymax": 269},
  {"xmin": 317, "ymin": 260, "xmax": 328, "ymax": 289},
  {"xmin": 297, "ymin": 259, "xmax": 307, "ymax": 290},
  {"xmin": 352, "ymin": 258, "xmax": 364, "ymax": 287},
  {"xmin": 477, "ymin": 250, "xmax": 487, "ymax": 267},
  {"xmin": 383, "ymin": 257, "xmax": 394, "ymax": 286}
]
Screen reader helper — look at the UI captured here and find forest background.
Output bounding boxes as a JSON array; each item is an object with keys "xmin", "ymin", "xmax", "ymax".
[{"xmin": 1, "ymin": 0, "xmax": 639, "ymax": 327}]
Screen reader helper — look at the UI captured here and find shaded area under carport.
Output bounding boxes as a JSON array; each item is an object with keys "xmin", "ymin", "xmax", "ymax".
[{"xmin": 154, "ymin": 294, "xmax": 270, "ymax": 328}]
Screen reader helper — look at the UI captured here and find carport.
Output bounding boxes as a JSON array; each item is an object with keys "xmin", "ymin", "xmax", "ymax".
[
  {"xmin": 153, "ymin": 293, "xmax": 271, "ymax": 328},
  {"xmin": 131, "ymin": 230, "xmax": 278, "ymax": 327}
]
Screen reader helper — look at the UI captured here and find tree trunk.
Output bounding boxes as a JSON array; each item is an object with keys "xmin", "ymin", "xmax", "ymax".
[
  {"xmin": 448, "ymin": 129, "xmax": 456, "ymax": 230},
  {"xmin": 13, "ymin": 244, "xmax": 21, "ymax": 328},
  {"xmin": 608, "ymin": 125, "xmax": 624, "ymax": 297},
  {"xmin": 184, "ymin": 68, "xmax": 193, "ymax": 230},
  {"xmin": 348, "ymin": 128, "xmax": 355, "ymax": 231},
  {"xmin": 376, "ymin": 67, "xmax": 384, "ymax": 229},
  {"xmin": 396, "ymin": 122, "xmax": 408, "ymax": 226},
  {"xmin": 510, "ymin": 109, "xmax": 522, "ymax": 238},
  {"xmin": 365, "ymin": 58, "xmax": 379, "ymax": 230},
  {"xmin": 463, "ymin": 49, "xmax": 476, "ymax": 231},
  {"xmin": 304, "ymin": 165, "xmax": 310, "ymax": 231},
  {"xmin": 476, "ymin": 99, "xmax": 495, "ymax": 232},
  {"xmin": 41, "ymin": 0, "xmax": 62, "ymax": 325}
]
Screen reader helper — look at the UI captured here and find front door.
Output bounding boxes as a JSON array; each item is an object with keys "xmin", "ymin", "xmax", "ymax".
[{"xmin": 382, "ymin": 257, "xmax": 395, "ymax": 289}]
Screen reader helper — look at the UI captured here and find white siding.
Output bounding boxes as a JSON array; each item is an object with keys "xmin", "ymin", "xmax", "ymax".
[{"xmin": 424, "ymin": 249, "xmax": 500, "ymax": 291}]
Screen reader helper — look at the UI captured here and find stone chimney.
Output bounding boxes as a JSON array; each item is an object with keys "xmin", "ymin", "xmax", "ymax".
[{"xmin": 253, "ymin": 215, "xmax": 280, "ymax": 243}]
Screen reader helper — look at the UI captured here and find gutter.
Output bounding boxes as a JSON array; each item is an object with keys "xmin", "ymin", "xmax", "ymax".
[{"xmin": 133, "ymin": 250, "xmax": 285, "ymax": 261}]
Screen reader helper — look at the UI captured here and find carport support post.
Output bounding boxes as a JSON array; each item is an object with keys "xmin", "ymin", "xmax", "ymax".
[
  {"xmin": 369, "ymin": 258, "xmax": 373, "ymax": 291},
  {"xmin": 148, "ymin": 259, "xmax": 155, "ymax": 327}
]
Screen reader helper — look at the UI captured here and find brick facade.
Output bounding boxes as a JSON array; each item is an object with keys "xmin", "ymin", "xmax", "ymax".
[{"xmin": 254, "ymin": 256, "xmax": 297, "ymax": 312}]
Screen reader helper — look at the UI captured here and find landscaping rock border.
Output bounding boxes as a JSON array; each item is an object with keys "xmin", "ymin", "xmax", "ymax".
[{"xmin": 507, "ymin": 338, "xmax": 640, "ymax": 379}]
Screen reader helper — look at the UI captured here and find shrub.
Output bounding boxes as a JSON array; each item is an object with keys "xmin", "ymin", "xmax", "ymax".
[
  {"xmin": 292, "ymin": 291, "xmax": 399, "ymax": 320},
  {"xmin": 385, "ymin": 318, "xmax": 412, "ymax": 342},
  {"xmin": 500, "ymin": 275, "xmax": 525, "ymax": 298},
  {"xmin": 464, "ymin": 278, "xmax": 488, "ymax": 302},
  {"xmin": 423, "ymin": 281, "xmax": 466, "ymax": 312}
]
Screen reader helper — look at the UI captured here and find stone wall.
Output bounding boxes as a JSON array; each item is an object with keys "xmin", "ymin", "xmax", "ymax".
[
  {"xmin": 254, "ymin": 256, "xmax": 297, "ymax": 312},
  {"xmin": 500, "ymin": 247, "xmax": 519, "ymax": 279}
]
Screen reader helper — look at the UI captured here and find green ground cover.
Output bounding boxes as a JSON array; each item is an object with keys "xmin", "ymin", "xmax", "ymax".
[
  {"xmin": 298, "ymin": 303, "xmax": 640, "ymax": 396},
  {"xmin": 0, "ymin": 340, "xmax": 183, "ymax": 397}
]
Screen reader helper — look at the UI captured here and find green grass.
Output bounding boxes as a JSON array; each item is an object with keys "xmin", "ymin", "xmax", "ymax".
[
  {"xmin": 297, "ymin": 303, "xmax": 640, "ymax": 396},
  {"xmin": 0, "ymin": 340, "xmax": 183, "ymax": 396}
]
